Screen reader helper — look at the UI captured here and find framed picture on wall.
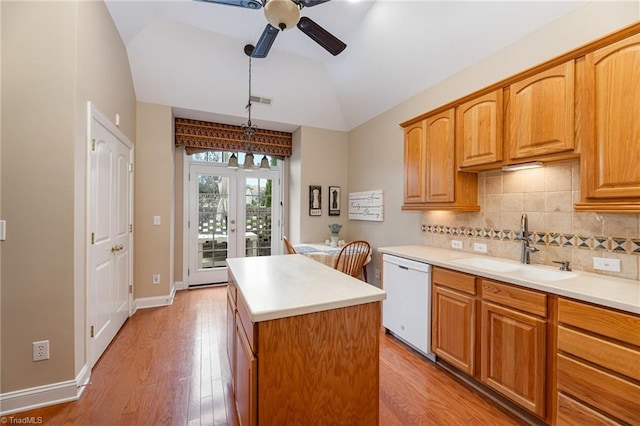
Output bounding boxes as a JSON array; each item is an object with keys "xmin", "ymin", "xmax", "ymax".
[
  {"xmin": 329, "ymin": 186, "xmax": 341, "ymax": 216},
  {"xmin": 309, "ymin": 185, "xmax": 322, "ymax": 216}
]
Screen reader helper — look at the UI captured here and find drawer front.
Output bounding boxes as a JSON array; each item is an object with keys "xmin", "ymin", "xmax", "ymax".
[
  {"xmin": 557, "ymin": 354, "xmax": 640, "ymax": 425},
  {"xmin": 481, "ymin": 279, "xmax": 547, "ymax": 317},
  {"xmin": 557, "ymin": 393, "xmax": 621, "ymax": 426},
  {"xmin": 237, "ymin": 295, "xmax": 257, "ymax": 352},
  {"xmin": 558, "ymin": 325, "xmax": 640, "ymax": 381},
  {"xmin": 433, "ymin": 267, "xmax": 476, "ymax": 295},
  {"xmin": 558, "ymin": 298, "xmax": 640, "ymax": 347}
]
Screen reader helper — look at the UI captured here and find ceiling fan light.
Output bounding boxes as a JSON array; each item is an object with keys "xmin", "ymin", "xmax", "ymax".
[{"xmin": 264, "ymin": 0, "xmax": 300, "ymax": 30}]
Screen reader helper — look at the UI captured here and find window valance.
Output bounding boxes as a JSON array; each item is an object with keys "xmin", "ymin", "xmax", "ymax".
[{"xmin": 175, "ymin": 118, "xmax": 292, "ymax": 157}]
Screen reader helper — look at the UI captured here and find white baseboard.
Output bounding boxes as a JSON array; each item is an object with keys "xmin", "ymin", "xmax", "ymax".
[
  {"xmin": 174, "ymin": 280, "xmax": 187, "ymax": 291},
  {"xmin": 0, "ymin": 364, "xmax": 91, "ymax": 416},
  {"xmin": 132, "ymin": 284, "xmax": 176, "ymax": 311}
]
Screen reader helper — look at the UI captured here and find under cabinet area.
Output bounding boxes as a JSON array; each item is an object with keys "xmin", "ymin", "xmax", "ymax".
[{"xmin": 556, "ymin": 298, "xmax": 640, "ymax": 425}]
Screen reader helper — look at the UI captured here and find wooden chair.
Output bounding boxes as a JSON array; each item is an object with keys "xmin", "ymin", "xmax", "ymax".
[
  {"xmin": 333, "ymin": 240, "xmax": 371, "ymax": 280},
  {"xmin": 283, "ymin": 236, "xmax": 297, "ymax": 254}
]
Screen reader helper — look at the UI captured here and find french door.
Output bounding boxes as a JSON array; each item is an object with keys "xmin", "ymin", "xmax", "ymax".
[{"xmin": 187, "ymin": 162, "xmax": 281, "ymax": 286}]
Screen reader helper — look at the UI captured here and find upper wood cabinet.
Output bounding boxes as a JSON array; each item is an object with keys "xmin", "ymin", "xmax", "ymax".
[
  {"xmin": 576, "ymin": 32, "xmax": 640, "ymax": 212},
  {"xmin": 508, "ymin": 61, "xmax": 576, "ymax": 161},
  {"xmin": 402, "ymin": 109, "xmax": 479, "ymax": 211},
  {"xmin": 457, "ymin": 90, "xmax": 504, "ymax": 169}
]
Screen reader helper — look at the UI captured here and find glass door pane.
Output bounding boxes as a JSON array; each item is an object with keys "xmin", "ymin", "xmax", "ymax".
[{"xmin": 244, "ymin": 176, "xmax": 273, "ymax": 257}]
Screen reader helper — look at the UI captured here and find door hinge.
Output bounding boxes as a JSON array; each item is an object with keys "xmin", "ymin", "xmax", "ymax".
[
  {"xmin": 187, "ymin": 220, "xmax": 190, "ymax": 229},
  {"xmin": 91, "ymin": 139, "xmax": 96, "ymax": 152},
  {"xmin": 129, "ymin": 285, "xmax": 133, "ymax": 294},
  {"xmin": 129, "ymin": 224, "xmax": 133, "ymax": 233},
  {"xmin": 90, "ymin": 325, "xmax": 94, "ymax": 338},
  {"xmin": 188, "ymin": 268, "xmax": 190, "ymax": 276},
  {"xmin": 91, "ymin": 232, "xmax": 95, "ymax": 244},
  {"xmin": 128, "ymin": 163, "xmax": 133, "ymax": 173}
]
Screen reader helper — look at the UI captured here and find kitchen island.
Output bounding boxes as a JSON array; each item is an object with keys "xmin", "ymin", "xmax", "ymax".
[{"xmin": 226, "ymin": 254, "xmax": 386, "ymax": 426}]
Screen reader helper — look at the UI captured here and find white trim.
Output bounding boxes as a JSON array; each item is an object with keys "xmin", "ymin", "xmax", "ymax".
[
  {"xmin": 174, "ymin": 280, "xmax": 187, "ymax": 291},
  {"xmin": 0, "ymin": 365, "xmax": 91, "ymax": 416},
  {"xmin": 133, "ymin": 284, "xmax": 176, "ymax": 311}
]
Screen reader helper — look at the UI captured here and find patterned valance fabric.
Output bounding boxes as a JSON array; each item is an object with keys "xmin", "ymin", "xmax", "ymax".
[{"xmin": 175, "ymin": 118, "xmax": 292, "ymax": 157}]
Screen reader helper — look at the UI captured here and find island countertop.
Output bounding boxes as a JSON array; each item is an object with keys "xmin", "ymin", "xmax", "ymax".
[{"xmin": 226, "ymin": 254, "xmax": 386, "ymax": 322}]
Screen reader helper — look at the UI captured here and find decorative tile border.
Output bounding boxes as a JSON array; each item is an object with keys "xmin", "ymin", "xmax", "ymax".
[{"xmin": 422, "ymin": 224, "xmax": 640, "ymax": 256}]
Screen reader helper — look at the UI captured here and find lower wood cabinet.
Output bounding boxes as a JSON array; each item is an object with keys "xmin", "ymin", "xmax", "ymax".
[
  {"xmin": 556, "ymin": 298, "xmax": 640, "ymax": 425},
  {"xmin": 235, "ymin": 314, "xmax": 257, "ymax": 426},
  {"xmin": 431, "ymin": 267, "xmax": 476, "ymax": 374}
]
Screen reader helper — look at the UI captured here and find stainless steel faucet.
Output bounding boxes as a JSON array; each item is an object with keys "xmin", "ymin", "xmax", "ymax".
[{"xmin": 518, "ymin": 213, "xmax": 539, "ymax": 264}]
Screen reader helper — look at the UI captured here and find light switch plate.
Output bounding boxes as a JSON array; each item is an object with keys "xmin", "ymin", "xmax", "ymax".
[
  {"xmin": 0, "ymin": 220, "xmax": 5, "ymax": 240},
  {"xmin": 593, "ymin": 257, "xmax": 621, "ymax": 272},
  {"xmin": 473, "ymin": 242, "xmax": 488, "ymax": 253},
  {"xmin": 153, "ymin": 216, "xmax": 161, "ymax": 226}
]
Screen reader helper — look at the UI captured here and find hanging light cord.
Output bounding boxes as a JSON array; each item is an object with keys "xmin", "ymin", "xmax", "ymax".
[{"xmin": 243, "ymin": 55, "xmax": 257, "ymax": 140}]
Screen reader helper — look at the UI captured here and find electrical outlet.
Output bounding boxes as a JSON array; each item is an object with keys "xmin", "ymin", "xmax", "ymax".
[
  {"xmin": 152, "ymin": 273, "xmax": 160, "ymax": 284},
  {"xmin": 33, "ymin": 340, "xmax": 50, "ymax": 361},
  {"xmin": 374, "ymin": 269, "xmax": 380, "ymax": 279},
  {"xmin": 153, "ymin": 216, "xmax": 161, "ymax": 226},
  {"xmin": 473, "ymin": 242, "xmax": 488, "ymax": 253},
  {"xmin": 451, "ymin": 240, "xmax": 463, "ymax": 249},
  {"xmin": 593, "ymin": 257, "xmax": 621, "ymax": 272}
]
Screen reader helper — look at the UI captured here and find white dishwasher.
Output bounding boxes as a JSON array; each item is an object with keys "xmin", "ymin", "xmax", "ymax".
[{"xmin": 382, "ymin": 254, "xmax": 435, "ymax": 361}]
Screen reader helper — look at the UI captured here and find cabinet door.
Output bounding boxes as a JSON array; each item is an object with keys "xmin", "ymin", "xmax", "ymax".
[
  {"xmin": 509, "ymin": 61, "xmax": 575, "ymax": 160},
  {"xmin": 481, "ymin": 301, "xmax": 546, "ymax": 417},
  {"xmin": 457, "ymin": 90, "xmax": 504, "ymax": 168},
  {"xmin": 582, "ymin": 32, "xmax": 640, "ymax": 200},
  {"xmin": 425, "ymin": 109, "xmax": 455, "ymax": 202},
  {"xmin": 432, "ymin": 284, "xmax": 475, "ymax": 374},
  {"xmin": 403, "ymin": 120, "xmax": 427, "ymax": 203},
  {"xmin": 227, "ymin": 291, "xmax": 236, "ymax": 392},
  {"xmin": 235, "ymin": 318, "xmax": 257, "ymax": 426}
]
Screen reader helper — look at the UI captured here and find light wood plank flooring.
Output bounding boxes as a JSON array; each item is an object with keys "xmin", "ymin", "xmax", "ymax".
[{"xmin": 15, "ymin": 286, "xmax": 526, "ymax": 425}]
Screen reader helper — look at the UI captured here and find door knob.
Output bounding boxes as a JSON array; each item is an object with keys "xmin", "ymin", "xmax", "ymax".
[
  {"xmin": 111, "ymin": 244, "xmax": 123, "ymax": 252},
  {"xmin": 230, "ymin": 228, "xmax": 236, "ymax": 232}
]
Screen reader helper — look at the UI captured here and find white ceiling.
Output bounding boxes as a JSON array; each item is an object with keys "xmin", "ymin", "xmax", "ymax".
[{"xmin": 105, "ymin": 0, "xmax": 585, "ymax": 132}]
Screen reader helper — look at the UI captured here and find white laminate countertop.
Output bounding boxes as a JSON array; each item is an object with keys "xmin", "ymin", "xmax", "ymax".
[
  {"xmin": 379, "ymin": 245, "xmax": 640, "ymax": 315},
  {"xmin": 226, "ymin": 254, "xmax": 386, "ymax": 323}
]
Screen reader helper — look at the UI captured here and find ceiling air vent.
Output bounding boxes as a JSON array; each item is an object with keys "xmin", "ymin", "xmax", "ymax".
[{"xmin": 250, "ymin": 95, "xmax": 272, "ymax": 105}]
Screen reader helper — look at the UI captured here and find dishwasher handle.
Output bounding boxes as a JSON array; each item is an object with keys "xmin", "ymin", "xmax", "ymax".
[{"xmin": 383, "ymin": 254, "xmax": 431, "ymax": 273}]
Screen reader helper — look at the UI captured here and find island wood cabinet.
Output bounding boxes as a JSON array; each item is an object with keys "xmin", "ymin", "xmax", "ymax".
[
  {"xmin": 402, "ymin": 109, "xmax": 479, "ymax": 211},
  {"xmin": 227, "ymin": 275, "xmax": 381, "ymax": 426},
  {"xmin": 576, "ymin": 32, "xmax": 640, "ymax": 212},
  {"xmin": 556, "ymin": 298, "xmax": 640, "ymax": 425},
  {"xmin": 456, "ymin": 90, "xmax": 504, "ymax": 169},
  {"xmin": 431, "ymin": 267, "xmax": 477, "ymax": 375},
  {"xmin": 479, "ymin": 279, "xmax": 548, "ymax": 418},
  {"xmin": 508, "ymin": 61, "xmax": 576, "ymax": 162}
]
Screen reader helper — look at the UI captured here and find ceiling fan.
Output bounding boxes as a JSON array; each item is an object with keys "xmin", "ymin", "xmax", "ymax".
[{"xmin": 197, "ymin": 0, "xmax": 347, "ymax": 58}]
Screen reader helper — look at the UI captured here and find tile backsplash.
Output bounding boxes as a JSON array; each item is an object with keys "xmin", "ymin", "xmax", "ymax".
[{"xmin": 422, "ymin": 160, "xmax": 640, "ymax": 281}]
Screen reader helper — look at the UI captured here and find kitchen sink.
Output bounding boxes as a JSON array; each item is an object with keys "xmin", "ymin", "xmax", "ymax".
[
  {"xmin": 516, "ymin": 265, "xmax": 577, "ymax": 281},
  {"xmin": 451, "ymin": 257, "xmax": 521, "ymax": 272}
]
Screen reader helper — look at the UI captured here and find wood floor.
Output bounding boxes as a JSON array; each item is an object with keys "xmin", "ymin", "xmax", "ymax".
[{"xmin": 16, "ymin": 286, "xmax": 527, "ymax": 425}]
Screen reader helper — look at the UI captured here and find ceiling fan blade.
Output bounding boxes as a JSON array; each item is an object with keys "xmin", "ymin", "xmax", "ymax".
[
  {"xmin": 299, "ymin": 0, "xmax": 331, "ymax": 7},
  {"xmin": 296, "ymin": 16, "xmax": 346, "ymax": 56},
  {"xmin": 251, "ymin": 24, "xmax": 279, "ymax": 58},
  {"xmin": 194, "ymin": 0, "xmax": 262, "ymax": 9}
]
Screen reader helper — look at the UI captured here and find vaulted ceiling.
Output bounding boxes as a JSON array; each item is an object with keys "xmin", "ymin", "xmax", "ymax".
[{"xmin": 105, "ymin": 0, "xmax": 585, "ymax": 132}]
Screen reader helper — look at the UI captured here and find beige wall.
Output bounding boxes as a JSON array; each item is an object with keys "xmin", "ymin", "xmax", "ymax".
[
  {"xmin": 1, "ymin": 0, "xmax": 136, "ymax": 394},
  {"xmin": 288, "ymin": 126, "xmax": 349, "ymax": 244},
  {"xmin": 347, "ymin": 3, "xmax": 640, "ymax": 286},
  {"xmin": 135, "ymin": 102, "xmax": 175, "ymax": 298}
]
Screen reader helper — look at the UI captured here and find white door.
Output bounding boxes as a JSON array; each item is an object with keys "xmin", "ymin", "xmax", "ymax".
[
  {"xmin": 186, "ymin": 160, "xmax": 281, "ymax": 286},
  {"xmin": 87, "ymin": 104, "xmax": 132, "ymax": 368}
]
